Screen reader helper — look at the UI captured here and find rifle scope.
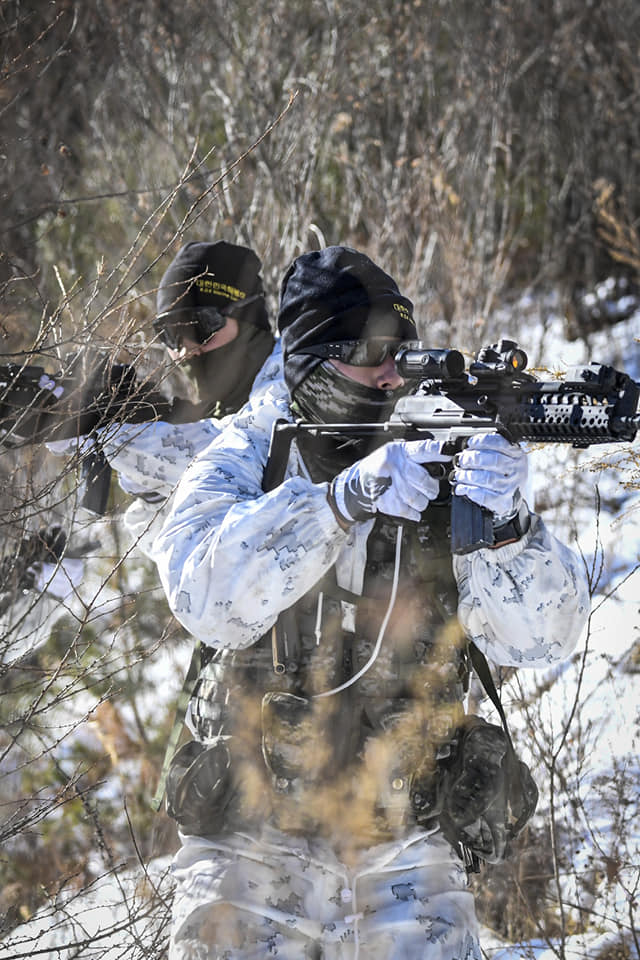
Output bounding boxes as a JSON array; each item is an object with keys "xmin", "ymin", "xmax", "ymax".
[{"xmin": 394, "ymin": 346, "xmax": 466, "ymax": 380}]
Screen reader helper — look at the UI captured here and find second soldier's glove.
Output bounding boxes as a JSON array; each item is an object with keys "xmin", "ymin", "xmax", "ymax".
[{"xmin": 329, "ymin": 439, "xmax": 451, "ymax": 524}]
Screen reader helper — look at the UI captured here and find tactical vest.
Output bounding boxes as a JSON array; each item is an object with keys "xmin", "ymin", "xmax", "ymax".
[{"xmin": 190, "ymin": 508, "xmax": 470, "ymax": 848}]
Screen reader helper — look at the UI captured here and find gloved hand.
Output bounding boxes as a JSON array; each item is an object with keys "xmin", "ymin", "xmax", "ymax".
[
  {"xmin": 329, "ymin": 439, "xmax": 452, "ymax": 524},
  {"xmin": 39, "ymin": 525, "xmax": 68, "ymax": 563},
  {"xmin": 453, "ymin": 434, "xmax": 528, "ymax": 519}
]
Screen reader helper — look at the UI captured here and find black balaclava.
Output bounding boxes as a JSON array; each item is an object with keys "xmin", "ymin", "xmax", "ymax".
[
  {"xmin": 277, "ymin": 246, "xmax": 418, "ymax": 480},
  {"xmin": 181, "ymin": 322, "xmax": 274, "ymax": 417},
  {"xmin": 154, "ymin": 240, "xmax": 274, "ymax": 415}
]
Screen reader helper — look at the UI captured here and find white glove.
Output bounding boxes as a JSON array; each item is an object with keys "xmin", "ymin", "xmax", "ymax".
[
  {"xmin": 330, "ymin": 439, "xmax": 452, "ymax": 524},
  {"xmin": 453, "ymin": 434, "xmax": 528, "ymax": 519}
]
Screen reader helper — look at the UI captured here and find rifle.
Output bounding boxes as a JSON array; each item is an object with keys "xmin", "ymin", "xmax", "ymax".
[
  {"xmin": 263, "ymin": 339, "xmax": 640, "ymax": 554},
  {"xmin": 0, "ymin": 356, "xmax": 176, "ymax": 513}
]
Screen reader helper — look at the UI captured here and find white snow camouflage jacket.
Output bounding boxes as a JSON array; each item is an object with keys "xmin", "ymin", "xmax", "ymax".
[
  {"xmin": 47, "ymin": 343, "xmax": 283, "ymax": 557},
  {"xmin": 152, "ymin": 383, "xmax": 591, "ymax": 669}
]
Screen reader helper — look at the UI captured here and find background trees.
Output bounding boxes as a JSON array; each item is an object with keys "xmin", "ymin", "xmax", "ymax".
[
  {"xmin": 5, "ymin": 0, "xmax": 640, "ymax": 337},
  {"xmin": 1, "ymin": 0, "xmax": 639, "ymax": 957}
]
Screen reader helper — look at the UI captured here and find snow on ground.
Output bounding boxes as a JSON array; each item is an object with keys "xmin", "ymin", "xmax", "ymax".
[
  {"xmin": 0, "ymin": 857, "xmax": 174, "ymax": 960},
  {"xmin": 484, "ymin": 296, "xmax": 640, "ymax": 960},
  {"xmin": 484, "ymin": 928, "xmax": 640, "ymax": 960}
]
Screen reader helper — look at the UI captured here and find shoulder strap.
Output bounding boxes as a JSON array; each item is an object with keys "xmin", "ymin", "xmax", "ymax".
[
  {"xmin": 150, "ymin": 640, "xmax": 202, "ymax": 812},
  {"xmin": 467, "ymin": 641, "xmax": 515, "ymax": 752},
  {"xmin": 468, "ymin": 641, "xmax": 539, "ymax": 839}
]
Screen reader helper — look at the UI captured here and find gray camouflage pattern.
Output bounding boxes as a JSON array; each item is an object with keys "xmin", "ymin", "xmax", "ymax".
[
  {"xmin": 50, "ymin": 343, "xmax": 285, "ymax": 557},
  {"xmin": 152, "ymin": 381, "xmax": 590, "ymax": 958},
  {"xmin": 170, "ymin": 827, "xmax": 482, "ymax": 960},
  {"xmin": 153, "ymin": 387, "xmax": 590, "ymax": 663}
]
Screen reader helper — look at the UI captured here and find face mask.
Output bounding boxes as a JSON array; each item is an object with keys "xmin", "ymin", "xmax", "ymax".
[
  {"xmin": 291, "ymin": 361, "xmax": 409, "ymax": 481},
  {"xmin": 293, "ymin": 360, "xmax": 406, "ymax": 425},
  {"xmin": 181, "ymin": 324, "xmax": 274, "ymax": 416}
]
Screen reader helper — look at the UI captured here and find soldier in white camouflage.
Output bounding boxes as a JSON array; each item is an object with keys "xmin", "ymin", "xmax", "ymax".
[
  {"xmin": 47, "ymin": 240, "xmax": 282, "ymax": 555},
  {"xmin": 4, "ymin": 242, "xmax": 282, "ymax": 668},
  {"xmin": 96, "ymin": 239, "xmax": 281, "ymax": 552},
  {"xmin": 153, "ymin": 246, "xmax": 590, "ymax": 959}
]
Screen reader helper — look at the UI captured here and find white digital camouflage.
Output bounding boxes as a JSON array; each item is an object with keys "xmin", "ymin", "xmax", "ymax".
[
  {"xmin": 150, "ymin": 381, "xmax": 591, "ymax": 960},
  {"xmin": 46, "ymin": 342, "xmax": 283, "ymax": 557},
  {"xmin": 152, "ymin": 385, "xmax": 590, "ymax": 665},
  {"xmin": 170, "ymin": 826, "xmax": 482, "ymax": 960}
]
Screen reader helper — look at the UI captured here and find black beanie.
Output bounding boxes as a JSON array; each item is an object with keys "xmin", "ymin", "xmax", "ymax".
[
  {"xmin": 278, "ymin": 246, "xmax": 417, "ymax": 394},
  {"xmin": 155, "ymin": 240, "xmax": 269, "ymax": 335}
]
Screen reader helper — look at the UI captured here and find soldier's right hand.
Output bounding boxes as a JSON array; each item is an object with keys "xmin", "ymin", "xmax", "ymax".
[{"xmin": 328, "ymin": 439, "xmax": 451, "ymax": 524}]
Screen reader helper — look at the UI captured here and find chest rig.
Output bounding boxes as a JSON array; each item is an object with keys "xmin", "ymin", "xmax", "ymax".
[{"xmin": 190, "ymin": 507, "xmax": 470, "ymax": 843}]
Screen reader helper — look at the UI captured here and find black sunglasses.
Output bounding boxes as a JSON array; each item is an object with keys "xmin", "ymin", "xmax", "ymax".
[
  {"xmin": 156, "ymin": 306, "xmax": 228, "ymax": 351},
  {"xmin": 299, "ymin": 338, "xmax": 406, "ymax": 367}
]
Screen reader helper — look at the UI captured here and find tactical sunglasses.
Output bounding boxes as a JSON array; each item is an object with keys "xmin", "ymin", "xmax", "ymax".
[
  {"xmin": 299, "ymin": 338, "xmax": 405, "ymax": 367},
  {"xmin": 156, "ymin": 305, "xmax": 228, "ymax": 350}
]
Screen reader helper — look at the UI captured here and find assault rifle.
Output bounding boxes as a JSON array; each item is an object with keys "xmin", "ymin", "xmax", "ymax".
[
  {"xmin": 0, "ymin": 355, "xmax": 177, "ymax": 513},
  {"xmin": 263, "ymin": 339, "xmax": 640, "ymax": 554}
]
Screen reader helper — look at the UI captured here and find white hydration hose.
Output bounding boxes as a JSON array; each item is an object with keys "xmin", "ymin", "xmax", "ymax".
[{"xmin": 313, "ymin": 524, "xmax": 403, "ymax": 699}]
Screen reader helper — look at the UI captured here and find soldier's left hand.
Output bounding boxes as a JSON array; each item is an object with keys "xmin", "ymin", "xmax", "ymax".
[{"xmin": 453, "ymin": 434, "xmax": 528, "ymax": 519}]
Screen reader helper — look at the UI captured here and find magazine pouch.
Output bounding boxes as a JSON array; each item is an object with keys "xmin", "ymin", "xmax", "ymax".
[
  {"xmin": 165, "ymin": 737, "xmax": 235, "ymax": 836},
  {"xmin": 438, "ymin": 715, "xmax": 538, "ymax": 865},
  {"xmin": 261, "ymin": 691, "xmax": 327, "ymax": 784}
]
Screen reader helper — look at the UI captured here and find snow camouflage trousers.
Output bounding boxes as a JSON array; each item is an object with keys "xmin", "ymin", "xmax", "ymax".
[{"xmin": 169, "ymin": 826, "xmax": 482, "ymax": 960}]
